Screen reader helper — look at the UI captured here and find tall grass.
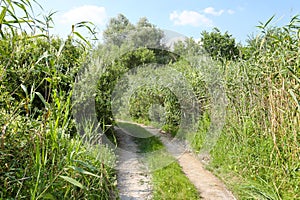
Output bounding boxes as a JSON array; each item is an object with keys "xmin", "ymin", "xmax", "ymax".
[
  {"xmin": 0, "ymin": 1, "xmax": 118, "ymax": 199},
  {"xmin": 192, "ymin": 16, "xmax": 300, "ymax": 199}
]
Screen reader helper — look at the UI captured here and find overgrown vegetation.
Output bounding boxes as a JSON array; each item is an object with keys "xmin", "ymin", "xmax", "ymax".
[
  {"xmin": 207, "ymin": 16, "xmax": 300, "ymax": 199},
  {"xmin": 1, "ymin": 0, "xmax": 299, "ymax": 199},
  {"xmin": 0, "ymin": 1, "xmax": 117, "ymax": 199},
  {"xmin": 118, "ymin": 122, "xmax": 200, "ymax": 200},
  {"xmin": 176, "ymin": 16, "xmax": 300, "ymax": 199}
]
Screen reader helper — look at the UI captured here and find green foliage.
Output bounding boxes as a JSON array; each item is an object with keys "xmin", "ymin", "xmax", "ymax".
[
  {"xmin": 129, "ymin": 86, "xmax": 181, "ymax": 136},
  {"xmin": 103, "ymin": 14, "xmax": 164, "ymax": 48},
  {"xmin": 103, "ymin": 14, "xmax": 134, "ymax": 47},
  {"xmin": 196, "ymin": 15, "xmax": 300, "ymax": 199},
  {"xmin": 173, "ymin": 37, "xmax": 203, "ymax": 56},
  {"xmin": 0, "ymin": 34, "xmax": 85, "ymax": 114},
  {"xmin": 94, "ymin": 45, "xmax": 179, "ymax": 135},
  {"xmin": 187, "ymin": 111, "xmax": 210, "ymax": 153},
  {"xmin": 0, "ymin": 0, "xmax": 39, "ymax": 37},
  {"xmin": 3, "ymin": 3, "xmax": 298, "ymax": 198},
  {"xmin": 201, "ymin": 28, "xmax": 240, "ymax": 62},
  {"xmin": 117, "ymin": 51, "xmax": 209, "ymax": 136},
  {"xmin": 0, "ymin": 1, "xmax": 117, "ymax": 199},
  {"xmin": 93, "ymin": 15, "xmax": 167, "ymax": 133},
  {"xmin": 0, "ymin": 87, "xmax": 117, "ymax": 199},
  {"xmin": 94, "ymin": 48, "xmax": 157, "ymax": 134}
]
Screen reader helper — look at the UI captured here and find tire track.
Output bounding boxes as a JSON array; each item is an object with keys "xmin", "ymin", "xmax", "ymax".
[{"xmin": 115, "ymin": 127, "xmax": 152, "ymax": 200}]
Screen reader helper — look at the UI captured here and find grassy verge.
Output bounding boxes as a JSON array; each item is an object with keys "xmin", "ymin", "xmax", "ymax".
[
  {"xmin": 0, "ymin": 91, "xmax": 118, "ymax": 199},
  {"xmin": 180, "ymin": 17, "xmax": 300, "ymax": 200},
  {"xmin": 118, "ymin": 122, "xmax": 200, "ymax": 200}
]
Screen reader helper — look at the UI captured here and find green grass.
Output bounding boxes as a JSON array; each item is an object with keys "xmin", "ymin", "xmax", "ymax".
[
  {"xmin": 0, "ymin": 91, "xmax": 118, "ymax": 199},
  {"xmin": 0, "ymin": 1, "xmax": 118, "ymax": 199},
  {"xmin": 118, "ymin": 122, "xmax": 200, "ymax": 200},
  {"xmin": 186, "ymin": 16, "xmax": 300, "ymax": 199}
]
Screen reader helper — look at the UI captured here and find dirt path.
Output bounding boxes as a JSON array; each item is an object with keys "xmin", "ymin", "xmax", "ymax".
[
  {"xmin": 115, "ymin": 121, "xmax": 236, "ymax": 200},
  {"xmin": 140, "ymin": 125, "xmax": 236, "ymax": 200},
  {"xmin": 115, "ymin": 127, "xmax": 152, "ymax": 200}
]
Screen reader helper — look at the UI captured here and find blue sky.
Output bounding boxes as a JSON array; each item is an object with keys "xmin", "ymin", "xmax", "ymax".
[{"xmin": 37, "ymin": 0, "xmax": 300, "ymax": 44}]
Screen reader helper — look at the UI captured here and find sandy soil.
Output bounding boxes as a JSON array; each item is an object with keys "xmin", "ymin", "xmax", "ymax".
[
  {"xmin": 115, "ymin": 122, "xmax": 236, "ymax": 200},
  {"xmin": 115, "ymin": 127, "xmax": 152, "ymax": 200}
]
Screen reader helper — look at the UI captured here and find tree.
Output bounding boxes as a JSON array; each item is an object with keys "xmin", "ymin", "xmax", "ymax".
[
  {"xmin": 131, "ymin": 17, "xmax": 164, "ymax": 48},
  {"xmin": 201, "ymin": 28, "xmax": 240, "ymax": 61},
  {"xmin": 173, "ymin": 37, "xmax": 203, "ymax": 56},
  {"xmin": 103, "ymin": 14, "xmax": 134, "ymax": 47},
  {"xmin": 103, "ymin": 14, "xmax": 164, "ymax": 48}
]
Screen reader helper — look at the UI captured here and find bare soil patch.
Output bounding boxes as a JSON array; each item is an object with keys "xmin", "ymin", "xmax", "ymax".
[{"xmin": 115, "ymin": 127, "xmax": 152, "ymax": 200}]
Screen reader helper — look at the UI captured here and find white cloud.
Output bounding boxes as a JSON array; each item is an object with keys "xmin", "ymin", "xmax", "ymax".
[
  {"xmin": 227, "ymin": 9, "xmax": 235, "ymax": 15},
  {"xmin": 60, "ymin": 5, "xmax": 107, "ymax": 26},
  {"xmin": 203, "ymin": 7, "xmax": 224, "ymax": 16},
  {"xmin": 170, "ymin": 10, "xmax": 213, "ymax": 27}
]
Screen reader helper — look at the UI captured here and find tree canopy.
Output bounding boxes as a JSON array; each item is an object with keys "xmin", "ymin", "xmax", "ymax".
[
  {"xmin": 103, "ymin": 14, "xmax": 164, "ymax": 48},
  {"xmin": 201, "ymin": 28, "xmax": 240, "ymax": 61}
]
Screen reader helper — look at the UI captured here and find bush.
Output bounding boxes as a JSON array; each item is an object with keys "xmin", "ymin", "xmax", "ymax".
[{"xmin": 0, "ymin": 1, "xmax": 118, "ymax": 199}]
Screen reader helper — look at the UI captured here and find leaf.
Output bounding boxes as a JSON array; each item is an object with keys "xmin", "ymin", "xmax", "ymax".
[
  {"xmin": 68, "ymin": 166, "xmax": 100, "ymax": 178},
  {"xmin": 28, "ymin": 34, "xmax": 48, "ymax": 39},
  {"xmin": 30, "ymin": 83, "xmax": 35, "ymax": 103},
  {"xmin": 35, "ymin": 51, "xmax": 50, "ymax": 65},
  {"xmin": 44, "ymin": 77, "xmax": 52, "ymax": 83},
  {"xmin": 21, "ymin": 84, "xmax": 28, "ymax": 97},
  {"xmin": 41, "ymin": 193, "xmax": 57, "ymax": 200},
  {"xmin": 0, "ymin": 7, "xmax": 7, "ymax": 24},
  {"xmin": 263, "ymin": 15, "xmax": 275, "ymax": 29},
  {"xmin": 3, "ymin": 19, "xmax": 34, "ymax": 24},
  {"xmin": 35, "ymin": 92, "xmax": 49, "ymax": 109},
  {"xmin": 73, "ymin": 160, "xmax": 98, "ymax": 171},
  {"xmin": 289, "ymin": 89, "xmax": 300, "ymax": 111},
  {"xmin": 13, "ymin": 2, "xmax": 29, "ymax": 18},
  {"xmin": 56, "ymin": 42, "xmax": 65, "ymax": 58},
  {"xmin": 287, "ymin": 66, "xmax": 300, "ymax": 83},
  {"xmin": 72, "ymin": 31, "xmax": 91, "ymax": 48},
  {"xmin": 59, "ymin": 175, "xmax": 84, "ymax": 189},
  {"xmin": 75, "ymin": 21, "xmax": 97, "ymax": 36},
  {"xmin": 6, "ymin": 0, "xmax": 15, "ymax": 13}
]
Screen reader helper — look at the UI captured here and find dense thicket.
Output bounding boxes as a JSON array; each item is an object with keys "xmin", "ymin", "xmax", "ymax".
[
  {"xmin": 201, "ymin": 17, "xmax": 300, "ymax": 199},
  {"xmin": 0, "ymin": 1, "xmax": 117, "ymax": 199}
]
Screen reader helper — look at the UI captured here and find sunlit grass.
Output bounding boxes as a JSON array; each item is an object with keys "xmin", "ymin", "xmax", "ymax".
[
  {"xmin": 189, "ymin": 16, "xmax": 300, "ymax": 199},
  {"xmin": 0, "ymin": 1, "xmax": 118, "ymax": 199},
  {"xmin": 119, "ymin": 122, "xmax": 200, "ymax": 200}
]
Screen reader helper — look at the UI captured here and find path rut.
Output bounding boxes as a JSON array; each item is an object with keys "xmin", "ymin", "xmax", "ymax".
[
  {"xmin": 115, "ymin": 122, "xmax": 236, "ymax": 200},
  {"xmin": 115, "ymin": 127, "xmax": 152, "ymax": 200}
]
